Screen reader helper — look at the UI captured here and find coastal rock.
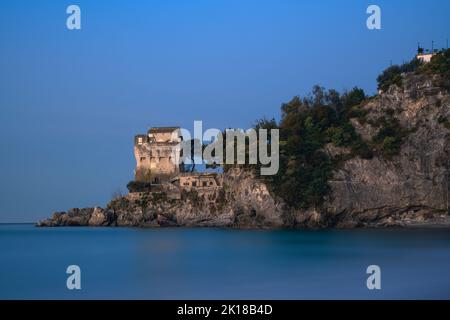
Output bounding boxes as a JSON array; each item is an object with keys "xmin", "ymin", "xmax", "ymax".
[
  {"xmin": 88, "ymin": 207, "xmax": 108, "ymax": 226},
  {"xmin": 37, "ymin": 72, "xmax": 450, "ymax": 229}
]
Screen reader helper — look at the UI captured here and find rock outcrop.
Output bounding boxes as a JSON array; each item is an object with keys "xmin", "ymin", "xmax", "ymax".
[
  {"xmin": 37, "ymin": 72, "xmax": 450, "ymax": 229},
  {"xmin": 319, "ymin": 73, "xmax": 450, "ymax": 227},
  {"xmin": 38, "ymin": 168, "xmax": 287, "ymax": 228}
]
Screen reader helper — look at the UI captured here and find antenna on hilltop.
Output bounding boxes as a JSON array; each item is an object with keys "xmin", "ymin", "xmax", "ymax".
[
  {"xmin": 432, "ymin": 40, "xmax": 434, "ymax": 53},
  {"xmin": 417, "ymin": 42, "xmax": 424, "ymax": 55}
]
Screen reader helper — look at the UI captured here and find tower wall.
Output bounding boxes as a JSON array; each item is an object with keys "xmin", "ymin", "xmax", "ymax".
[{"xmin": 134, "ymin": 128, "xmax": 182, "ymax": 183}]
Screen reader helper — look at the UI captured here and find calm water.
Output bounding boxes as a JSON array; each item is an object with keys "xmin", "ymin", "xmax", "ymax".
[{"xmin": 1, "ymin": 224, "xmax": 450, "ymax": 299}]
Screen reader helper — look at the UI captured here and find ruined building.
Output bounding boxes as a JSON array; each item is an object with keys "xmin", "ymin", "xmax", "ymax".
[{"xmin": 134, "ymin": 127, "xmax": 183, "ymax": 183}]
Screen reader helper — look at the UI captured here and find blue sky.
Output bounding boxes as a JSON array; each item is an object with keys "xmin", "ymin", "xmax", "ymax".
[{"xmin": 0, "ymin": 0, "xmax": 449, "ymax": 222}]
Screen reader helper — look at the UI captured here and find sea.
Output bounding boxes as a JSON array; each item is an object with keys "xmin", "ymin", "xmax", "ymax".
[{"xmin": 1, "ymin": 223, "xmax": 450, "ymax": 299}]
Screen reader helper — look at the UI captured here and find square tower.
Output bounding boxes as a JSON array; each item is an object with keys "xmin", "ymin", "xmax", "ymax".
[{"xmin": 134, "ymin": 127, "xmax": 182, "ymax": 183}]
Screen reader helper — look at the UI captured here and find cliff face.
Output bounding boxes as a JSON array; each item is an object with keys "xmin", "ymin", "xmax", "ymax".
[
  {"xmin": 306, "ymin": 73, "xmax": 450, "ymax": 227},
  {"xmin": 37, "ymin": 73, "xmax": 450, "ymax": 228}
]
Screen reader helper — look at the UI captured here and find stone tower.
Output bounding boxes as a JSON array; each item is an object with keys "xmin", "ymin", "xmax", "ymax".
[{"xmin": 134, "ymin": 127, "xmax": 182, "ymax": 183}]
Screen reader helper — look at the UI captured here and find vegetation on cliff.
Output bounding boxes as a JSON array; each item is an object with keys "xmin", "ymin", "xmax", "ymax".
[
  {"xmin": 252, "ymin": 86, "xmax": 372, "ymax": 209},
  {"xmin": 377, "ymin": 48, "xmax": 450, "ymax": 91},
  {"xmin": 126, "ymin": 180, "xmax": 152, "ymax": 193}
]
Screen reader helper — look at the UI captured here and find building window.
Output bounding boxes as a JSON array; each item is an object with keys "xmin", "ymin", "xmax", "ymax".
[
  {"xmin": 138, "ymin": 137, "xmax": 143, "ymax": 144},
  {"xmin": 202, "ymin": 181, "xmax": 207, "ymax": 187},
  {"xmin": 210, "ymin": 181, "xmax": 213, "ymax": 186},
  {"xmin": 192, "ymin": 182, "xmax": 197, "ymax": 187},
  {"xmin": 140, "ymin": 157, "xmax": 146, "ymax": 161}
]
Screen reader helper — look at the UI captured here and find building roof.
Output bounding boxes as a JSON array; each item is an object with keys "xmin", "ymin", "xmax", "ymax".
[
  {"xmin": 148, "ymin": 126, "xmax": 180, "ymax": 134},
  {"xmin": 417, "ymin": 53, "xmax": 435, "ymax": 57}
]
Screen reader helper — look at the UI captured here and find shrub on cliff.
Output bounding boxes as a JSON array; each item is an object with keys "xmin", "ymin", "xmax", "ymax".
[
  {"xmin": 377, "ymin": 58, "xmax": 422, "ymax": 92},
  {"xmin": 126, "ymin": 180, "xmax": 152, "ymax": 193},
  {"xmin": 372, "ymin": 117, "xmax": 407, "ymax": 158}
]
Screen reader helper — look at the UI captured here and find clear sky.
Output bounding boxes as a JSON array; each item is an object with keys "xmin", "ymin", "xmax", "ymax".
[{"xmin": 0, "ymin": 0, "xmax": 449, "ymax": 222}]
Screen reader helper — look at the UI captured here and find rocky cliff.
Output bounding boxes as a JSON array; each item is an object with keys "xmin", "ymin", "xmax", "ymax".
[
  {"xmin": 37, "ymin": 72, "xmax": 450, "ymax": 229},
  {"xmin": 38, "ymin": 168, "xmax": 287, "ymax": 228},
  {"xmin": 306, "ymin": 73, "xmax": 450, "ymax": 228}
]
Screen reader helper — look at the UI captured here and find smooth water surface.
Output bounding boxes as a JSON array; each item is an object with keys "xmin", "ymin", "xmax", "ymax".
[{"xmin": 1, "ymin": 224, "xmax": 450, "ymax": 299}]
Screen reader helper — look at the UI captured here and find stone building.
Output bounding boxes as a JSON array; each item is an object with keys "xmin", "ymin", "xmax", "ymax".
[
  {"xmin": 416, "ymin": 52, "xmax": 435, "ymax": 63},
  {"xmin": 176, "ymin": 173, "xmax": 221, "ymax": 189},
  {"xmin": 134, "ymin": 127, "xmax": 182, "ymax": 183},
  {"xmin": 416, "ymin": 46, "xmax": 437, "ymax": 63}
]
